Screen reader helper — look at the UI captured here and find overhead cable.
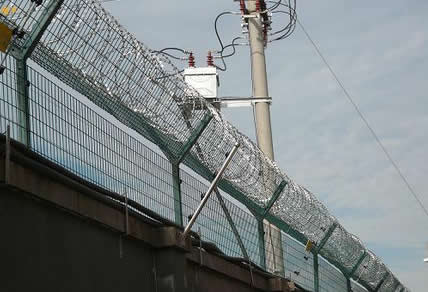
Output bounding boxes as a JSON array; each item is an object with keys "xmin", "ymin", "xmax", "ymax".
[{"xmin": 297, "ymin": 19, "xmax": 428, "ymax": 219}]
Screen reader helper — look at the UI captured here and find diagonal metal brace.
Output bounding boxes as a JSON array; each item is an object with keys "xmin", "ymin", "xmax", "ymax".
[
  {"xmin": 314, "ymin": 223, "xmax": 338, "ymax": 254},
  {"xmin": 261, "ymin": 180, "xmax": 287, "ymax": 219},
  {"xmin": 183, "ymin": 143, "xmax": 240, "ymax": 237},
  {"xmin": 214, "ymin": 187, "xmax": 254, "ymax": 286}
]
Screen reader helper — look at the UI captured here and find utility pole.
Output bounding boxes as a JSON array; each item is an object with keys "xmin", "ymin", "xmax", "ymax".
[{"xmin": 247, "ymin": 0, "xmax": 285, "ymax": 276}]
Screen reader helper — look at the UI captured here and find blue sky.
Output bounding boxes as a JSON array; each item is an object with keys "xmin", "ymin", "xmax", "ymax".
[{"xmin": 103, "ymin": 1, "xmax": 428, "ymax": 290}]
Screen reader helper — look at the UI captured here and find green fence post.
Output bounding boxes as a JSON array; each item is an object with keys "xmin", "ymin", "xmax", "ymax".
[
  {"xmin": 349, "ymin": 251, "xmax": 367, "ymax": 278},
  {"xmin": 261, "ymin": 180, "xmax": 287, "ymax": 218},
  {"xmin": 11, "ymin": 0, "xmax": 65, "ymax": 147},
  {"xmin": 374, "ymin": 273, "xmax": 389, "ymax": 292},
  {"xmin": 171, "ymin": 112, "xmax": 212, "ymax": 226},
  {"xmin": 172, "ymin": 162, "xmax": 183, "ymax": 226},
  {"xmin": 17, "ymin": 0, "xmax": 65, "ymax": 60},
  {"xmin": 315, "ymin": 223, "xmax": 338, "ymax": 254},
  {"xmin": 314, "ymin": 253, "xmax": 320, "ymax": 292},
  {"xmin": 15, "ymin": 59, "xmax": 30, "ymax": 146},
  {"xmin": 176, "ymin": 112, "xmax": 213, "ymax": 164},
  {"xmin": 257, "ymin": 218, "xmax": 267, "ymax": 270},
  {"xmin": 347, "ymin": 278, "xmax": 352, "ymax": 292}
]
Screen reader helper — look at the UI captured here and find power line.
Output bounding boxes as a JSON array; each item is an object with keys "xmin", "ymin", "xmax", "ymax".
[{"xmin": 297, "ymin": 19, "xmax": 428, "ymax": 219}]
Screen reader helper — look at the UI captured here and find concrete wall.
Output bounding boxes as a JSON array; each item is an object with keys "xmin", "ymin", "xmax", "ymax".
[
  {"xmin": 0, "ymin": 189, "xmax": 156, "ymax": 292},
  {"xmin": 0, "ymin": 138, "xmax": 305, "ymax": 292}
]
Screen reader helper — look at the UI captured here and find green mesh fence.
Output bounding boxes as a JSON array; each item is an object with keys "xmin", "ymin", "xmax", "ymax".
[{"xmin": 0, "ymin": 0, "xmax": 408, "ymax": 291}]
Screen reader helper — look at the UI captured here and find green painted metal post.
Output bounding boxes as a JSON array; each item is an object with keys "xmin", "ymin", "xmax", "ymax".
[
  {"xmin": 262, "ymin": 180, "xmax": 287, "ymax": 218},
  {"xmin": 171, "ymin": 112, "xmax": 212, "ymax": 226},
  {"xmin": 347, "ymin": 278, "xmax": 352, "ymax": 292},
  {"xmin": 20, "ymin": 0, "xmax": 65, "ymax": 60},
  {"xmin": 349, "ymin": 251, "xmax": 367, "ymax": 278},
  {"xmin": 172, "ymin": 163, "xmax": 183, "ymax": 226},
  {"xmin": 10, "ymin": 0, "xmax": 66, "ymax": 147},
  {"xmin": 176, "ymin": 112, "xmax": 212, "ymax": 164},
  {"xmin": 16, "ymin": 59, "xmax": 30, "ymax": 146},
  {"xmin": 314, "ymin": 253, "xmax": 320, "ymax": 292},
  {"xmin": 257, "ymin": 219, "xmax": 267, "ymax": 270},
  {"xmin": 374, "ymin": 273, "xmax": 389, "ymax": 292},
  {"xmin": 315, "ymin": 223, "xmax": 338, "ymax": 254}
]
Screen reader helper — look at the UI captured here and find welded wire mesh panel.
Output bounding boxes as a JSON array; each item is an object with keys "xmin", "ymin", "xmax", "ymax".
[
  {"xmin": 283, "ymin": 234, "xmax": 314, "ymax": 291},
  {"xmin": 221, "ymin": 193, "xmax": 261, "ymax": 265},
  {"xmin": 27, "ymin": 65, "xmax": 176, "ymax": 221},
  {"xmin": 0, "ymin": 56, "xmax": 25, "ymax": 141},
  {"xmin": 319, "ymin": 256, "xmax": 347, "ymax": 292},
  {"xmin": 180, "ymin": 170, "xmax": 264, "ymax": 266},
  {"xmin": 0, "ymin": 0, "xmax": 409, "ymax": 290}
]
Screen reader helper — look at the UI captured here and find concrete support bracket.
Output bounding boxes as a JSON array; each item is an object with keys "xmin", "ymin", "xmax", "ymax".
[{"xmin": 155, "ymin": 226, "xmax": 192, "ymax": 251}]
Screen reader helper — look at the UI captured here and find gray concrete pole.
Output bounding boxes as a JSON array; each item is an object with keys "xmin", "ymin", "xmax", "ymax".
[{"xmin": 247, "ymin": 0, "xmax": 285, "ymax": 276}]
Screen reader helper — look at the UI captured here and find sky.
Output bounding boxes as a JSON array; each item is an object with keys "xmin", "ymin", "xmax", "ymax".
[{"xmin": 102, "ymin": 1, "xmax": 428, "ymax": 290}]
